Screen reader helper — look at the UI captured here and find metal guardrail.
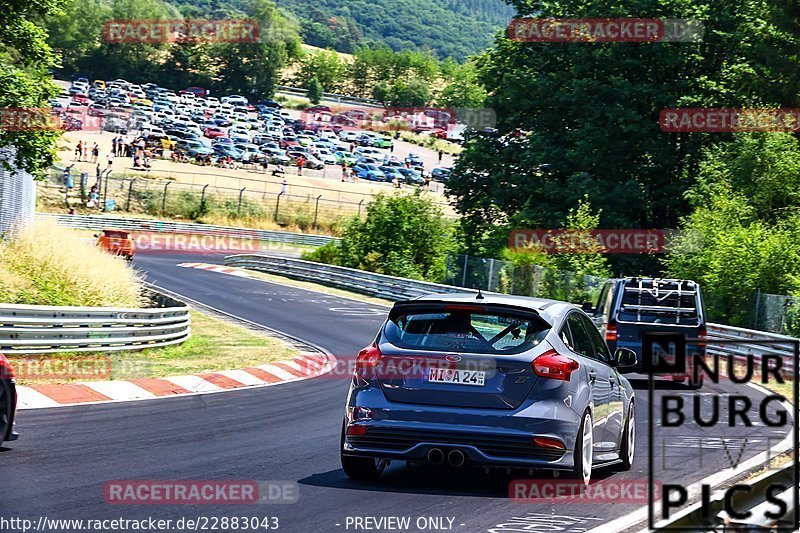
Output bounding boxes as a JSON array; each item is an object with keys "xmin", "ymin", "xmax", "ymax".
[
  {"xmin": 707, "ymin": 323, "xmax": 797, "ymax": 376},
  {"xmin": 225, "ymin": 254, "xmax": 476, "ymax": 301},
  {"xmin": 276, "ymin": 85, "xmax": 381, "ymax": 107},
  {"xmin": 0, "ymin": 290, "xmax": 191, "ymax": 354},
  {"xmin": 39, "ymin": 213, "xmax": 338, "ymax": 247}
]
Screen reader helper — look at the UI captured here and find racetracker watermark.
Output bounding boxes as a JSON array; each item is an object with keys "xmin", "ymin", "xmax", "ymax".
[
  {"xmin": 508, "ymin": 18, "xmax": 704, "ymax": 43},
  {"xmin": 509, "ymin": 479, "xmax": 659, "ymax": 504},
  {"xmin": 104, "ymin": 481, "xmax": 298, "ymax": 505},
  {"xmin": 102, "ymin": 19, "xmax": 260, "ymax": 44},
  {"xmin": 509, "ymin": 229, "xmax": 673, "ymax": 254},
  {"xmin": 0, "ymin": 108, "xmax": 87, "ymax": 132},
  {"xmin": 133, "ymin": 232, "xmax": 259, "ymax": 255},
  {"xmin": 660, "ymin": 108, "xmax": 800, "ymax": 132},
  {"xmin": 0, "ymin": 356, "xmax": 111, "ymax": 381}
]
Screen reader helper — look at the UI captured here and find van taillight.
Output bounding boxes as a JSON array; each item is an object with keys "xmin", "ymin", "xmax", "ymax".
[
  {"xmin": 532, "ymin": 350, "xmax": 579, "ymax": 381},
  {"xmin": 605, "ymin": 323, "xmax": 617, "ymax": 342},
  {"xmin": 697, "ymin": 326, "xmax": 707, "ymax": 347},
  {"xmin": 355, "ymin": 343, "xmax": 382, "ymax": 371}
]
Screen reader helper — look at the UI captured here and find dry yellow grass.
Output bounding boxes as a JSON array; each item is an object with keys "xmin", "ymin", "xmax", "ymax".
[{"xmin": 0, "ymin": 222, "xmax": 144, "ymax": 307}]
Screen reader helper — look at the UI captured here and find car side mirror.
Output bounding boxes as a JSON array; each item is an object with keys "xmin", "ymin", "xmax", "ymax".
[
  {"xmin": 615, "ymin": 348, "xmax": 638, "ymax": 369},
  {"xmin": 581, "ymin": 302, "xmax": 595, "ymax": 313}
]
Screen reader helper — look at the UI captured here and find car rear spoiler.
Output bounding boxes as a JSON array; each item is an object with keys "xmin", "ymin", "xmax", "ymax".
[{"xmin": 389, "ymin": 300, "xmax": 551, "ymax": 325}]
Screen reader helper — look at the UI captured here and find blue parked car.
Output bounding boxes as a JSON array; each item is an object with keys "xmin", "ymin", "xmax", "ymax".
[
  {"xmin": 352, "ymin": 163, "xmax": 387, "ymax": 182},
  {"xmin": 341, "ymin": 293, "xmax": 637, "ymax": 485}
]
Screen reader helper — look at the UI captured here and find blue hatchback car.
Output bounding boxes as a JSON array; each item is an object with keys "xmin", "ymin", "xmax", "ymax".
[{"xmin": 341, "ymin": 293, "xmax": 637, "ymax": 485}]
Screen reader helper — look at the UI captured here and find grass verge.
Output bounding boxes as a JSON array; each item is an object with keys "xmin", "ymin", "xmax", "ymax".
[{"xmin": 8, "ymin": 310, "xmax": 298, "ymax": 385}]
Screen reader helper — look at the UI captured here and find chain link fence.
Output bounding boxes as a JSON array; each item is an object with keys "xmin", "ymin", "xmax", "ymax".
[
  {"xmin": 0, "ymin": 146, "xmax": 36, "ymax": 236},
  {"xmin": 442, "ymin": 254, "xmax": 608, "ymax": 305},
  {"xmin": 42, "ymin": 168, "xmax": 369, "ymax": 231}
]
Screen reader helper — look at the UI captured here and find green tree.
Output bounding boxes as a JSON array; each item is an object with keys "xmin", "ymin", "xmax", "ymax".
[
  {"xmin": 388, "ymin": 78, "xmax": 430, "ymax": 107},
  {"xmin": 448, "ymin": 0, "xmax": 800, "ymax": 269},
  {"xmin": 666, "ymin": 133, "xmax": 800, "ymax": 325},
  {"xmin": 307, "ymin": 76, "xmax": 323, "ymax": 104},
  {"xmin": 333, "ymin": 191, "xmax": 454, "ymax": 280},
  {"xmin": 439, "ymin": 61, "xmax": 487, "ymax": 109},
  {"xmin": 292, "ymin": 49, "xmax": 345, "ymax": 92},
  {"xmin": 1, "ymin": 0, "xmax": 67, "ymax": 173}
]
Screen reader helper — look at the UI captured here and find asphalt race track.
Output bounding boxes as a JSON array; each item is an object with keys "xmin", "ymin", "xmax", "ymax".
[{"xmin": 1, "ymin": 252, "xmax": 793, "ymax": 533}]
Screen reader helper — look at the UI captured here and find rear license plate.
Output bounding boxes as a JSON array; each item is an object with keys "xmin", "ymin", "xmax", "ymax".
[{"xmin": 426, "ymin": 368, "xmax": 485, "ymax": 386}]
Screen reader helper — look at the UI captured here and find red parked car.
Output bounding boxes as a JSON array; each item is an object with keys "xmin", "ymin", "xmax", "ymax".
[
  {"xmin": 204, "ymin": 126, "xmax": 227, "ymax": 138},
  {"xmin": 0, "ymin": 353, "xmax": 18, "ymax": 445}
]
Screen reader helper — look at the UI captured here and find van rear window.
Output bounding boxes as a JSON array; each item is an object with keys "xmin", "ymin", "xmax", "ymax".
[
  {"xmin": 384, "ymin": 307, "xmax": 550, "ymax": 355},
  {"xmin": 616, "ymin": 279, "xmax": 701, "ymax": 325}
]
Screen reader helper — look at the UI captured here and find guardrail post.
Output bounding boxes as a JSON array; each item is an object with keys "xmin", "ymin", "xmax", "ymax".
[
  {"xmin": 274, "ymin": 191, "xmax": 284, "ymax": 222},
  {"xmin": 200, "ymin": 183, "xmax": 209, "ymax": 210},
  {"xmin": 162, "ymin": 181, "xmax": 170, "ymax": 215},
  {"xmin": 358, "ymin": 199, "xmax": 364, "ymax": 217},
  {"xmin": 313, "ymin": 195, "xmax": 322, "ymax": 228},
  {"xmin": 238, "ymin": 187, "xmax": 246, "ymax": 215},
  {"xmin": 126, "ymin": 179, "xmax": 136, "ymax": 211},
  {"xmin": 102, "ymin": 171, "xmax": 111, "ymax": 211}
]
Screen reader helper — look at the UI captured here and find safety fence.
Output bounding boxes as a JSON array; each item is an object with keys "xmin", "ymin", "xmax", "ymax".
[{"xmin": 0, "ymin": 289, "xmax": 191, "ymax": 354}]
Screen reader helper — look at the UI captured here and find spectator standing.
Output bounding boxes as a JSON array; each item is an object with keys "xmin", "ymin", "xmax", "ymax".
[
  {"xmin": 281, "ymin": 178, "xmax": 287, "ymax": 195},
  {"xmin": 297, "ymin": 156, "xmax": 304, "ymax": 176},
  {"xmin": 107, "ymin": 151, "xmax": 115, "ymax": 168},
  {"xmin": 438, "ymin": 150, "xmax": 443, "ymax": 163},
  {"xmin": 74, "ymin": 141, "xmax": 82, "ymax": 161},
  {"xmin": 91, "ymin": 143, "xmax": 99, "ymax": 164},
  {"xmin": 82, "ymin": 142, "xmax": 88, "ymax": 162}
]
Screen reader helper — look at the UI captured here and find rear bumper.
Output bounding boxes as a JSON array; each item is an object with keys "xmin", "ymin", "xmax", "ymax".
[{"xmin": 343, "ymin": 387, "xmax": 582, "ymax": 470}]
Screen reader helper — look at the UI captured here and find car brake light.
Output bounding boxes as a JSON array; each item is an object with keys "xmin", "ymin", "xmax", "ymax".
[
  {"xmin": 533, "ymin": 436, "xmax": 566, "ymax": 450},
  {"xmin": 0, "ymin": 353, "xmax": 13, "ymax": 379},
  {"xmin": 605, "ymin": 323, "xmax": 617, "ymax": 342},
  {"xmin": 532, "ymin": 350, "xmax": 579, "ymax": 381},
  {"xmin": 346, "ymin": 425, "xmax": 368, "ymax": 436},
  {"xmin": 355, "ymin": 343, "xmax": 382, "ymax": 371},
  {"xmin": 443, "ymin": 305, "xmax": 486, "ymax": 312}
]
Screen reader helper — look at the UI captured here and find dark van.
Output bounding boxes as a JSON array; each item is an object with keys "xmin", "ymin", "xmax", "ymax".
[{"xmin": 586, "ymin": 277, "xmax": 707, "ymax": 388}]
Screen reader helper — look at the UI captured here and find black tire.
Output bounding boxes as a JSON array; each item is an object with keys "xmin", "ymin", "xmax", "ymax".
[
  {"xmin": 340, "ymin": 422, "xmax": 387, "ymax": 481},
  {"xmin": 569, "ymin": 410, "xmax": 593, "ymax": 486},
  {"xmin": 619, "ymin": 402, "xmax": 635, "ymax": 471},
  {"xmin": 0, "ymin": 379, "xmax": 12, "ymax": 443}
]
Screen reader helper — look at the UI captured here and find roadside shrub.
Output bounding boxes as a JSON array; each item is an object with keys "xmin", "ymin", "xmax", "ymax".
[{"xmin": 0, "ymin": 222, "xmax": 144, "ymax": 307}]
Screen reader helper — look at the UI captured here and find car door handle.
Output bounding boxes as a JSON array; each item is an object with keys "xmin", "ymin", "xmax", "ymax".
[
  {"xmin": 588, "ymin": 370, "xmax": 597, "ymax": 383},
  {"xmin": 608, "ymin": 377, "xmax": 615, "ymax": 386}
]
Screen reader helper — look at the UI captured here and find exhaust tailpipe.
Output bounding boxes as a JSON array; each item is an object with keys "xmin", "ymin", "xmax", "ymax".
[
  {"xmin": 427, "ymin": 448, "xmax": 444, "ymax": 465},
  {"xmin": 448, "ymin": 449, "xmax": 465, "ymax": 467}
]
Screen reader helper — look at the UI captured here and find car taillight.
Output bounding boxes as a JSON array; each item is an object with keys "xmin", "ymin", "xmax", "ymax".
[
  {"xmin": 0, "ymin": 353, "xmax": 13, "ymax": 379},
  {"xmin": 355, "ymin": 343, "xmax": 382, "ymax": 371},
  {"xmin": 532, "ymin": 350, "xmax": 579, "ymax": 381},
  {"xmin": 533, "ymin": 436, "xmax": 566, "ymax": 450},
  {"xmin": 605, "ymin": 323, "xmax": 617, "ymax": 342},
  {"xmin": 346, "ymin": 425, "xmax": 368, "ymax": 436}
]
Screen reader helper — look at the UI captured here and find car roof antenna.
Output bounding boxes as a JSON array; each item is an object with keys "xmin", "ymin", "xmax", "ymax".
[{"xmin": 476, "ymin": 289, "xmax": 484, "ymax": 300}]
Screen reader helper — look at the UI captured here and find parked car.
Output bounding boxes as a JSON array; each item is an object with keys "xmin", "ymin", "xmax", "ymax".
[
  {"xmin": 430, "ymin": 167, "xmax": 452, "ymax": 181},
  {"xmin": 397, "ymin": 167, "xmax": 425, "ymax": 185},
  {"xmin": 352, "ymin": 163, "xmax": 387, "ymax": 181},
  {"xmin": 334, "ymin": 151, "xmax": 358, "ymax": 166},
  {"xmin": 95, "ymin": 229, "xmax": 134, "ymax": 260},
  {"xmin": 587, "ymin": 277, "xmax": 707, "ymax": 388},
  {"xmin": 373, "ymin": 136, "xmax": 393, "ymax": 149},
  {"xmin": 204, "ymin": 126, "xmax": 227, "ymax": 138},
  {"xmin": 341, "ymin": 294, "xmax": 637, "ymax": 485},
  {"xmin": 405, "ymin": 153, "xmax": 425, "ymax": 170},
  {"xmin": 213, "ymin": 144, "xmax": 244, "ymax": 160},
  {"xmin": 379, "ymin": 165, "xmax": 405, "ymax": 182},
  {"xmin": 0, "ymin": 354, "xmax": 18, "ymax": 445}
]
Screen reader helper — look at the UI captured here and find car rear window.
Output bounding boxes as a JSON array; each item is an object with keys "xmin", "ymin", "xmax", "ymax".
[{"xmin": 384, "ymin": 306, "xmax": 550, "ymax": 355}]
